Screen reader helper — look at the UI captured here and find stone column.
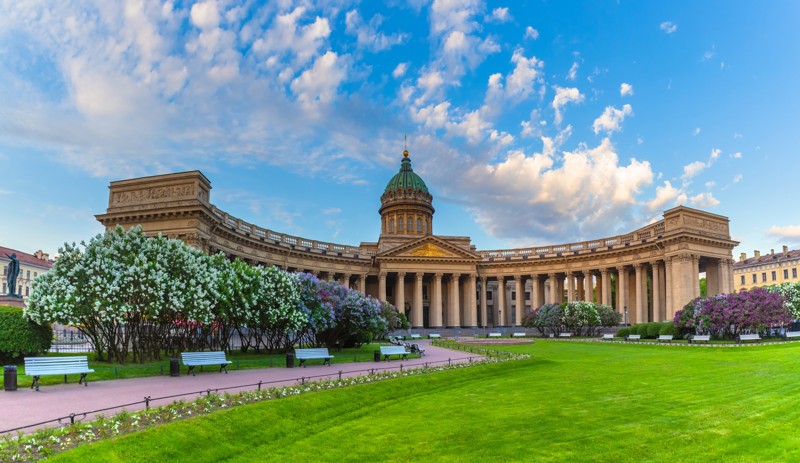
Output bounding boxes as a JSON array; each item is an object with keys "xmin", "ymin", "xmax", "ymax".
[
  {"xmin": 479, "ymin": 276, "xmax": 488, "ymax": 328},
  {"xmin": 583, "ymin": 271, "xmax": 593, "ymax": 302},
  {"xmin": 359, "ymin": 274, "xmax": 367, "ymax": 293},
  {"xmin": 664, "ymin": 258, "xmax": 674, "ymax": 320},
  {"xmin": 576, "ymin": 275, "xmax": 584, "ymax": 301},
  {"xmin": 431, "ymin": 273, "xmax": 443, "ymax": 328},
  {"xmin": 531, "ymin": 275, "xmax": 541, "ymax": 310},
  {"xmin": 514, "ymin": 275, "xmax": 524, "ymax": 326},
  {"xmin": 692, "ymin": 255, "xmax": 701, "ymax": 299},
  {"xmin": 566, "ymin": 272, "xmax": 575, "ymax": 302},
  {"xmin": 616, "ymin": 266, "xmax": 627, "ymax": 321},
  {"xmin": 497, "ymin": 276, "xmax": 506, "ymax": 326},
  {"xmin": 466, "ymin": 274, "xmax": 477, "ymax": 327},
  {"xmin": 651, "ymin": 261, "xmax": 662, "ymax": 322},
  {"xmin": 379, "ymin": 272, "xmax": 387, "ymax": 302},
  {"xmin": 600, "ymin": 269, "xmax": 611, "ymax": 305},
  {"xmin": 670, "ymin": 254, "xmax": 696, "ymax": 316},
  {"xmin": 396, "ymin": 272, "xmax": 406, "ymax": 315},
  {"xmin": 722, "ymin": 258, "xmax": 734, "ymax": 294},
  {"xmin": 342, "ymin": 274, "xmax": 351, "ymax": 289},
  {"xmin": 546, "ymin": 274, "xmax": 556, "ymax": 304},
  {"xmin": 634, "ymin": 264, "xmax": 645, "ymax": 324},
  {"xmin": 448, "ymin": 274, "xmax": 461, "ymax": 327},
  {"xmin": 412, "ymin": 273, "xmax": 424, "ymax": 328}
]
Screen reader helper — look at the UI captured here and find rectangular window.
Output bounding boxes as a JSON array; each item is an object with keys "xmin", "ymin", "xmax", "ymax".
[
  {"xmin": 27, "ymin": 270, "xmax": 30, "ymax": 279},
  {"xmin": 2, "ymin": 266, "xmax": 5, "ymax": 276},
  {"xmin": 772, "ymin": 271, "xmax": 777, "ymax": 281},
  {"xmin": 784, "ymin": 269, "xmax": 789, "ymax": 279},
  {"xmin": 794, "ymin": 268, "xmax": 798, "ymax": 279},
  {"xmin": 2, "ymin": 283, "xmax": 5, "ymax": 294},
  {"xmin": 25, "ymin": 286, "xmax": 29, "ymax": 296},
  {"xmin": 511, "ymin": 292, "xmax": 516, "ymax": 301},
  {"xmin": 740, "ymin": 275, "xmax": 745, "ymax": 285},
  {"xmin": 33, "ymin": 272, "xmax": 37, "ymax": 279},
  {"xmin": 417, "ymin": 218, "xmax": 422, "ymax": 232},
  {"xmin": 487, "ymin": 291, "xmax": 493, "ymax": 301},
  {"xmin": 397, "ymin": 220, "xmax": 403, "ymax": 232},
  {"xmin": 752, "ymin": 274, "xmax": 757, "ymax": 283},
  {"xmin": 525, "ymin": 291, "xmax": 531, "ymax": 301},
  {"xmin": 762, "ymin": 272, "xmax": 767, "ymax": 282},
  {"xmin": 389, "ymin": 219, "xmax": 394, "ymax": 233}
]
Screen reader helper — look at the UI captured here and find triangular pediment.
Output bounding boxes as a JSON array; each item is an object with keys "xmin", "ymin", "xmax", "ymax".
[{"xmin": 378, "ymin": 235, "xmax": 480, "ymax": 260}]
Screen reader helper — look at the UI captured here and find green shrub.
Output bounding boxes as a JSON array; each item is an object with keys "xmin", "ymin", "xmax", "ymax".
[
  {"xmin": 635, "ymin": 323, "xmax": 649, "ymax": 336},
  {"xmin": 646, "ymin": 322, "xmax": 662, "ymax": 338},
  {"xmin": 0, "ymin": 305, "xmax": 53, "ymax": 363},
  {"xmin": 659, "ymin": 323, "xmax": 677, "ymax": 337},
  {"xmin": 616, "ymin": 327, "xmax": 630, "ymax": 337}
]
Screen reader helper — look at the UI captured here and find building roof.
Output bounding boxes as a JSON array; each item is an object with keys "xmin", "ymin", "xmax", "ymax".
[
  {"xmin": 0, "ymin": 246, "xmax": 54, "ymax": 270},
  {"xmin": 733, "ymin": 249, "xmax": 800, "ymax": 269},
  {"xmin": 384, "ymin": 150, "xmax": 429, "ymax": 194}
]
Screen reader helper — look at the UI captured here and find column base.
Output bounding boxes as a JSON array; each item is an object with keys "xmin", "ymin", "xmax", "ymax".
[
  {"xmin": 461, "ymin": 325, "xmax": 478, "ymax": 329},
  {"xmin": 446, "ymin": 325, "xmax": 461, "ymax": 329},
  {"xmin": 427, "ymin": 325, "xmax": 443, "ymax": 329},
  {"xmin": 412, "ymin": 325, "xmax": 425, "ymax": 329}
]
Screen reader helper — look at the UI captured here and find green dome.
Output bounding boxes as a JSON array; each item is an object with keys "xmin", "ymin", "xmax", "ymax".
[{"xmin": 384, "ymin": 152, "xmax": 429, "ymax": 193}]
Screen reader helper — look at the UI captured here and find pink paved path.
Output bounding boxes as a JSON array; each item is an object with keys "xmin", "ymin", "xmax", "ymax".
[{"xmin": 0, "ymin": 342, "xmax": 479, "ymax": 434}]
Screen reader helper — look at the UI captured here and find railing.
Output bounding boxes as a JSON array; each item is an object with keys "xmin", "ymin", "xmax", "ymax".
[{"xmin": 479, "ymin": 220, "xmax": 666, "ymax": 259}]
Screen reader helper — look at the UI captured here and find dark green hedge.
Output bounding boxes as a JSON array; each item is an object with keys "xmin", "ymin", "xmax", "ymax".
[{"xmin": 0, "ymin": 305, "xmax": 53, "ymax": 363}]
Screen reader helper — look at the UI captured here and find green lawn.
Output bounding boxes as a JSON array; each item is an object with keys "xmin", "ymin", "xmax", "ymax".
[
  {"xmin": 49, "ymin": 341, "xmax": 800, "ymax": 462},
  {"xmin": 1, "ymin": 344, "xmax": 385, "ymax": 388}
]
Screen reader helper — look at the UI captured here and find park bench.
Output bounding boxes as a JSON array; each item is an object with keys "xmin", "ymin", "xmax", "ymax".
[
  {"xmin": 294, "ymin": 348, "xmax": 334, "ymax": 367},
  {"xmin": 689, "ymin": 334, "xmax": 711, "ymax": 344},
  {"xmin": 181, "ymin": 351, "xmax": 232, "ymax": 376},
  {"xmin": 782, "ymin": 331, "xmax": 800, "ymax": 340},
  {"xmin": 737, "ymin": 334, "xmax": 761, "ymax": 344},
  {"xmin": 601, "ymin": 334, "xmax": 615, "ymax": 340},
  {"xmin": 487, "ymin": 332, "xmax": 502, "ymax": 338},
  {"xmin": 559, "ymin": 333, "xmax": 572, "ymax": 338},
  {"xmin": 410, "ymin": 334, "xmax": 422, "ymax": 340},
  {"xmin": 24, "ymin": 356, "xmax": 94, "ymax": 392},
  {"xmin": 657, "ymin": 335, "xmax": 673, "ymax": 342},
  {"xmin": 380, "ymin": 345, "xmax": 412, "ymax": 361},
  {"xmin": 626, "ymin": 334, "xmax": 641, "ymax": 341},
  {"xmin": 428, "ymin": 333, "xmax": 441, "ymax": 339},
  {"xmin": 512, "ymin": 332, "xmax": 526, "ymax": 337}
]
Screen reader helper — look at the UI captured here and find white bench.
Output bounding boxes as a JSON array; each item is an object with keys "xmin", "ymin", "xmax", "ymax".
[
  {"xmin": 657, "ymin": 335, "xmax": 673, "ymax": 342},
  {"xmin": 410, "ymin": 334, "xmax": 422, "ymax": 340},
  {"xmin": 512, "ymin": 332, "xmax": 527, "ymax": 338},
  {"xmin": 380, "ymin": 345, "xmax": 412, "ymax": 361},
  {"xmin": 181, "ymin": 351, "xmax": 232, "ymax": 376},
  {"xmin": 602, "ymin": 334, "xmax": 615, "ymax": 340},
  {"xmin": 24, "ymin": 356, "xmax": 94, "ymax": 391},
  {"xmin": 737, "ymin": 334, "xmax": 761, "ymax": 344},
  {"xmin": 294, "ymin": 348, "xmax": 334, "ymax": 367},
  {"xmin": 428, "ymin": 333, "xmax": 441, "ymax": 339},
  {"xmin": 690, "ymin": 334, "xmax": 711, "ymax": 344},
  {"xmin": 626, "ymin": 334, "xmax": 641, "ymax": 341},
  {"xmin": 559, "ymin": 333, "xmax": 572, "ymax": 338},
  {"xmin": 488, "ymin": 332, "xmax": 502, "ymax": 338},
  {"xmin": 783, "ymin": 331, "xmax": 800, "ymax": 340}
]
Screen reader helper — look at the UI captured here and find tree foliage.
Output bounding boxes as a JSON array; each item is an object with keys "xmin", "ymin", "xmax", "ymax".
[
  {"xmin": 0, "ymin": 306, "xmax": 52, "ymax": 363},
  {"xmin": 522, "ymin": 302, "xmax": 619, "ymax": 336}
]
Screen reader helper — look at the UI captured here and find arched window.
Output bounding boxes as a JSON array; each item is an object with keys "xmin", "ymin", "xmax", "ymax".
[
  {"xmin": 398, "ymin": 218, "xmax": 403, "ymax": 232},
  {"xmin": 389, "ymin": 219, "xmax": 394, "ymax": 233},
  {"xmin": 417, "ymin": 218, "xmax": 422, "ymax": 232},
  {"xmin": 407, "ymin": 217, "xmax": 413, "ymax": 233}
]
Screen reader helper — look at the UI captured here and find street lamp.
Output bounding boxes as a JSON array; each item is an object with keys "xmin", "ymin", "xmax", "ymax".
[{"xmin": 624, "ymin": 306, "xmax": 629, "ymax": 326}]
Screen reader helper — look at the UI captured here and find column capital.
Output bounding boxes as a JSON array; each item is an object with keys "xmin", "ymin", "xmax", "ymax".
[
  {"xmin": 397, "ymin": 271, "xmax": 406, "ymax": 278},
  {"xmin": 633, "ymin": 263, "xmax": 644, "ymax": 270},
  {"xmin": 415, "ymin": 272, "xmax": 424, "ymax": 281},
  {"xmin": 497, "ymin": 274, "xmax": 505, "ymax": 282},
  {"xmin": 616, "ymin": 265, "xmax": 626, "ymax": 272},
  {"xmin": 582, "ymin": 269, "xmax": 592, "ymax": 277},
  {"xmin": 379, "ymin": 272, "xmax": 387, "ymax": 278},
  {"xmin": 451, "ymin": 273, "xmax": 461, "ymax": 278},
  {"xmin": 434, "ymin": 272, "xmax": 443, "ymax": 279},
  {"xmin": 650, "ymin": 260, "xmax": 661, "ymax": 267},
  {"xmin": 566, "ymin": 270, "xmax": 574, "ymax": 277},
  {"xmin": 531, "ymin": 274, "xmax": 540, "ymax": 282},
  {"xmin": 514, "ymin": 274, "xmax": 523, "ymax": 281},
  {"xmin": 600, "ymin": 268, "xmax": 610, "ymax": 275}
]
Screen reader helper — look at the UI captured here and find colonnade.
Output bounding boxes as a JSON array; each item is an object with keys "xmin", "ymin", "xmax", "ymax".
[{"xmin": 378, "ymin": 272, "xmax": 478, "ymax": 328}]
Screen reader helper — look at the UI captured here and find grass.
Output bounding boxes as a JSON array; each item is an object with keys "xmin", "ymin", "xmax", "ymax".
[
  {"xmin": 45, "ymin": 340, "xmax": 800, "ymax": 462},
  {"xmin": 1, "ymin": 344, "xmax": 388, "ymax": 388}
]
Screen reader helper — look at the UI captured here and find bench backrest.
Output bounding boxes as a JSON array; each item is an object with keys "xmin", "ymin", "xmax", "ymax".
[
  {"xmin": 740, "ymin": 334, "xmax": 761, "ymax": 340},
  {"xmin": 429, "ymin": 334, "xmax": 441, "ymax": 338},
  {"xmin": 380, "ymin": 346, "xmax": 409, "ymax": 355},
  {"xmin": 658, "ymin": 335, "xmax": 673, "ymax": 340},
  {"xmin": 559, "ymin": 333, "xmax": 572, "ymax": 337},
  {"xmin": 488, "ymin": 333, "xmax": 502, "ymax": 337},
  {"xmin": 693, "ymin": 335, "xmax": 711, "ymax": 341},
  {"xmin": 181, "ymin": 351, "xmax": 228, "ymax": 365},
  {"xmin": 602, "ymin": 334, "xmax": 614, "ymax": 339},
  {"xmin": 295, "ymin": 348, "xmax": 331, "ymax": 359},
  {"xmin": 410, "ymin": 334, "xmax": 421, "ymax": 339},
  {"xmin": 25, "ymin": 356, "xmax": 91, "ymax": 375},
  {"xmin": 786, "ymin": 331, "xmax": 800, "ymax": 337},
  {"xmin": 512, "ymin": 333, "xmax": 526, "ymax": 337},
  {"xmin": 628, "ymin": 334, "xmax": 641, "ymax": 339}
]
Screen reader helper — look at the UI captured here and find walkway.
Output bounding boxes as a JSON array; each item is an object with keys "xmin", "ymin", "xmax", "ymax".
[{"xmin": 0, "ymin": 341, "xmax": 479, "ymax": 434}]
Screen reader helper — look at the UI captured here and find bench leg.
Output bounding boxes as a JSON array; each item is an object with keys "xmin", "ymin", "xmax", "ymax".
[
  {"xmin": 323, "ymin": 359, "xmax": 331, "ymax": 366},
  {"xmin": 64, "ymin": 374, "xmax": 68, "ymax": 384},
  {"xmin": 31, "ymin": 375, "xmax": 40, "ymax": 392},
  {"xmin": 187, "ymin": 366, "xmax": 195, "ymax": 376},
  {"xmin": 383, "ymin": 355, "xmax": 390, "ymax": 361},
  {"xmin": 220, "ymin": 364, "xmax": 228, "ymax": 374},
  {"xmin": 299, "ymin": 359, "xmax": 306, "ymax": 368},
  {"xmin": 79, "ymin": 373, "xmax": 88, "ymax": 386}
]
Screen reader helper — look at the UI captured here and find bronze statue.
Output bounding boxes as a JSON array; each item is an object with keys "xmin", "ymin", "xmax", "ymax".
[{"xmin": 5, "ymin": 253, "xmax": 20, "ymax": 297}]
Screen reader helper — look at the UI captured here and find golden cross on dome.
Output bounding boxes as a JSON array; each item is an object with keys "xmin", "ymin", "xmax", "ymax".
[{"xmin": 403, "ymin": 134, "xmax": 409, "ymax": 157}]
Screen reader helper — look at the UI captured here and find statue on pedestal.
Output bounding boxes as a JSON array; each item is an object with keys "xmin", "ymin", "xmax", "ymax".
[{"xmin": 5, "ymin": 253, "xmax": 20, "ymax": 298}]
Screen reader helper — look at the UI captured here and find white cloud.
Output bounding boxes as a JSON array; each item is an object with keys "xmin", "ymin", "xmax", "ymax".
[
  {"xmin": 524, "ymin": 26, "xmax": 539, "ymax": 40},
  {"xmin": 290, "ymin": 51, "xmax": 347, "ymax": 111},
  {"xmin": 731, "ymin": 151, "xmax": 742, "ymax": 159},
  {"xmin": 768, "ymin": 225, "xmax": 800, "ymax": 239},
  {"xmin": 489, "ymin": 130, "xmax": 514, "ymax": 146},
  {"xmin": 705, "ymin": 181, "xmax": 716, "ymax": 189},
  {"xmin": 393, "ymin": 62, "xmax": 408, "ymax": 78},
  {"xmin": 413, "ymin": 101, "xmax": 451, "ymax": 129},
  {"xmin": 552, "ymin": 87, "xmax": 584, "ymax": 126},
  {"xmin": 592, "ymin": 104, "xmax": 633, "ymax": 134},
  {"xmin": 689, "ymin": 192, "xmax": 719, "ymax": 208},
  {"xmin": 734, "ymin": 133, "xmax": 743, "ymax": 139},
  {"xmin": 520, "ymin": 110, "xmax": 542, "ymax": 138},
  {"xmin": 693, "ymin": 127, "xmax": 701, "ymax": 136},
  {"xmin": 191, "ymin": 1, "xmax": 221, "ymax": 30},
  {"xmin": 733, "ymin": 174, "xmax": 743, "ymax": 183},
  {"xmin": 647, "ymin": 181, "xmax": 687, "ymax": 212},
  {"xmin": 567, "ymin": 62, "xmax": 579, "ymax": 81},
  {"xmin": 489, "ymin": 7, "xmax": 512, "ymax": 23},
  {"xmin": 660, "ymin": 21, "xmax": 677, "ymax": 34},
  {"xmin": 702, "ymin": 47, "xmax": 715, "ymax": 62},
  {"xmin": 345, "ymin": 9, "xmax": 407, "ymax": 52},
  {"xmin": 252, "ymin": 7, "xmax": 331, "ymax": 66},
  {"xmin": 485, "ymin": 49, "xmax": 543, "ymax": 108},
  {"xmin": 620, "ymin": 82, "xmax": 634, "ymax": 97},
  {"xmin": 449, "ymin": 109, "xmax": 492, "ymax": 144},
  {"xmin": 681, "ymin": 161, "xmax": 706, "ymax": 179},
  {"xmin": 322, "ymin": 207, "xmax": 342, "ymax": 215}
]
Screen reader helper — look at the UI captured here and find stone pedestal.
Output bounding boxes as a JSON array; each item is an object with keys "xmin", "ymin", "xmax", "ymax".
[{"xmin": 0, "ymin": 295, "xmax": 25, "ymax": 308}]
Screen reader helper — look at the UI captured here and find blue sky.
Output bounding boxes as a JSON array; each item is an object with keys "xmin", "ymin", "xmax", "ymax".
[{"xmin": 1, "ymin": 0, "xmax": 798, "ymax": 259}]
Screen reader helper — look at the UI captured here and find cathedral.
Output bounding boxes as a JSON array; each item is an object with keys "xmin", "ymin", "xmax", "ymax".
[{"xmin": 97, "ymin": 149, "xmax": 738, "ymax": 328}]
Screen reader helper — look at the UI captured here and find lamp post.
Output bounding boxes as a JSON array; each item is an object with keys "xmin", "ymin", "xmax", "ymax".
[{"xmin": 624, "ymin": 306, "xmax": 629, "ymax": 326}]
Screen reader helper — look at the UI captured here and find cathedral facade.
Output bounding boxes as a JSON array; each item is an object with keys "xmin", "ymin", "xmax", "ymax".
[{"xmin": 96, "ymin": 150, "xmax": 738, "ymax": 328}]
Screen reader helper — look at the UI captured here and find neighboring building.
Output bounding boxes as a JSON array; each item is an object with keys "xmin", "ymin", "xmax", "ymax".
[
  {"xmin": 96, "ymin": 149, "xmax": 738, "ymax": 328},
  {"xmin": 0, "ymin": 247, "xmax": 53, "ymax": 299},
  {"xmin": 733, "ymin": 246, "xmax": 800, "ymax": 292}
]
